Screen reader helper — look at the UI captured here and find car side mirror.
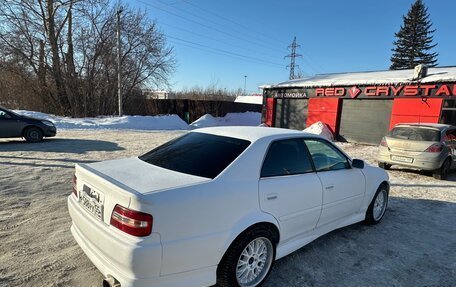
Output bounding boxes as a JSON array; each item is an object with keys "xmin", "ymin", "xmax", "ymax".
[{"xmin": 352, "ymin": 159, "xmax": 364, "ymax": 169}]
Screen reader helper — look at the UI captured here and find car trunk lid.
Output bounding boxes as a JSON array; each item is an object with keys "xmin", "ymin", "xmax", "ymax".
[
  {"xmin": 74, "ymin": 158, "xmax": 210, "ymax": 224},
  {"xmin": 385, "ymin": 137, "xmax": 439, "ymax": 153},
  {"xmin": 84, "ymin": 157, "xmax": 210, "ymax": 194},
  {"xmin": 385, "ymin": 125, "xmax": 441, "ymax": 154}
]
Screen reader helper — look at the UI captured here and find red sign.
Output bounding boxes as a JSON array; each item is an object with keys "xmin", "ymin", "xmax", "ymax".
[
  {"xmin": 270, "ymin": 83, "xmax": 456, "ymax": 99},
  {"xmin": 348, "ymin": 86, "xmax": 361, "ymax": 98}
]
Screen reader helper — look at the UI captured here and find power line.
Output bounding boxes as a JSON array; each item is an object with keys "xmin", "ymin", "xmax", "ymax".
[
  {"xmin": 136, "ymin": 0, "xmax": 324, "ymax": 75},
  {"xmin": 160, "ymin": 21, "xmax": 280, "ymax": 61},
  {"xmin": 134, "ymin": 0, "xmax": 287, "ymax": 68},
  {"xmin": 134, "ymin": 0, "xmax": 285, "ymax": 54},
  {"xmin": 167, "ymin": 35, "xmax": 285, "ymax": 67},
  {"xmin": 182, "ymin": 0, "xmax": 289, "ymax": 46},
  {"xmin": 181, "ymin": 1, "xmax": 324, "ymax": 74},
  {"xmin": 152, "ymin": 0, "xmax": 286, "ymax": 51},
  {"xmin": 168, "ymin": 40, "xmax": 284, "ymax": 68}
]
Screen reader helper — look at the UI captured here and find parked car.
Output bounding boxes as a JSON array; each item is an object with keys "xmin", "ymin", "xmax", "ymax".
[
  {"xmin": 0, "ymin": 106, "xmax": 56, "ymax": 142},
  {"xmin": 68, "ymin": 127, "xmax": 389, "ymax": 287},
  {"xmin": 378, "ymin": 123, "xmax": 456, "ymax": 179}
]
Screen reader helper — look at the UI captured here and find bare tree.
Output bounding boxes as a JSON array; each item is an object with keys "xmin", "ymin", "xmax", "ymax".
[
  {"xmin": 0, "ymin": 0, "xmax": 175, "ymax": 116},
  {"xmin": 175, "ymin": 86, "xmax": 238, "ymax": 102}
]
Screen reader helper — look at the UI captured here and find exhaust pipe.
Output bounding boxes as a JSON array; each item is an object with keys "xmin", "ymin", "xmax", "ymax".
[{"xmin": 102, "ymin": 276, "xmax": 121, "ymax": 287}]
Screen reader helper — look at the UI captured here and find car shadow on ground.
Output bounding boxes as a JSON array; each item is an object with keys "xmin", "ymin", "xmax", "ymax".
[
  {"xmin": 0, "ymin": 155, "xmax": 97, "ymax": 169},
  {"xmin": 0, "ymin": 155, "xmax": 95, "ymax": 164},
  {"xmin": 0, "ymin": 138, "xmax": 125, "ymax": 153},
  {"xmin": 388, "ymin": 166, "xmax": 456, "ymax": 182},
  {"xmin": 258, "ymin": 196, "xmax": 456, "ymax": 287}
]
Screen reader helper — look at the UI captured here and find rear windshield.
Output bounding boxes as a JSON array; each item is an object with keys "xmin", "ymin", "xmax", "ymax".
[
  {"xmin": 388, "ymin": 127, "xmax": 441, "ymax": 142},
  {"xmin": 139, "ymin": 133, "xmax": 251, "ymax": 179}
]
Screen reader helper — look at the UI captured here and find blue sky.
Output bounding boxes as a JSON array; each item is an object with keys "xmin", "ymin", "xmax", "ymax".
[{"xmin": 126, "ymin": 0, "xmax": 456, "ymax": 93}]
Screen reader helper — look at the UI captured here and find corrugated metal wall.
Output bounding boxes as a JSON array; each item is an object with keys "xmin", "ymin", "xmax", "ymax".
[
  {"xmin": 275, "ymin": 99, "xmax": 308, "ymax": 130},
  {"xmin": 339, "ymin": 99, "xmax": 393, "ymax": 144}
]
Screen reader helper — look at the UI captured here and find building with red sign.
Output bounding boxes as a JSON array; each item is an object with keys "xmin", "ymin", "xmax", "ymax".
[{"xmin": 261, "ymin": 66, "xmax": 456, "ymax": 144}]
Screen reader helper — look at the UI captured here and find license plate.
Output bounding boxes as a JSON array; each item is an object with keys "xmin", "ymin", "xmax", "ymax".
[
  {"xmin": 78, "ymin": 186, "xmax": 104, "ymax": 221},
  {"xmin": 391, "ymin": 155, "xmax": 414, "ymax": 163}
]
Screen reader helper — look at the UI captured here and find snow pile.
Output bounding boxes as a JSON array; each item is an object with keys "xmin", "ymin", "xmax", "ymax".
[
  {"xmin": 304, "ymin": 121, "xmax": 334, "ymax": 141},
  {"xmin": 13, "ymin": 110, "xmax": 262, "ymax": 131},
  {"xmin": 272, "ymin": 66, "xmax": 456, "ymax": 88},
  {"xmin": 190, "ymin": 112, "xmax": 261, "ymax": 128},
  {"xmin": 190, "ymin": 114, "xmax": 218, "ymax": 127},
  {"xmin": 14, "ymin": 110, "xmax": 190, "ymax": 130},
  {"xmin": 234, "ymin": 95, "xmax": 263, "ymax": 105}
]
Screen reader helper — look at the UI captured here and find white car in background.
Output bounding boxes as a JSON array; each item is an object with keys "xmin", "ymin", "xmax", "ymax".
[{"xmin": 68, "ymin": 127, "xmax": 389, "ymax": 287}]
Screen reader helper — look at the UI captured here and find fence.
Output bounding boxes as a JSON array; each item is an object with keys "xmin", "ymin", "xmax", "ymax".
[{"xmin": 125, "ymin": 99, "xmax": 262, "ymax": 123}]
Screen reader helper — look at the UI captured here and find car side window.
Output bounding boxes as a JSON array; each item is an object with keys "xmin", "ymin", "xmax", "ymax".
[
  {"xmin": 261, "ymin": 139, "xmax": 313, "ymax": 177},
  {"xmin": 0, "ymin": 110, "xmax": 11, "ymax": 119},
  {"xmin": 304, "ymin": 139, "xmax": 350, "ymax": 172}
]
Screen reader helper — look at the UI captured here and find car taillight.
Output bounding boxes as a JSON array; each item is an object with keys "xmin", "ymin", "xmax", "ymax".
[
  {"xmin": 72, "ymin": 175, "xmax": 77, "ymax": 197},
  {"xmin": 110, "ymin": 205, "xmax": 153, "ymax": 237},
  {"xmin": 424, "ymin": 143, "xmax": 443, "ymax": 153},
  {"xmin": 380, "ymin": 137, "xmax": 388, "ymax": 147}
]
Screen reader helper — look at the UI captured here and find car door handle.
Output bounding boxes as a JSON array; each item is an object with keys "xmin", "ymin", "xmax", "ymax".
[
  {"xmin": 325, "ymin": 185, "xmax": 334, "ymax": 190},
  {"xmin": 266, "ymin": 193, "xmax": 278, "ymax": 200}
]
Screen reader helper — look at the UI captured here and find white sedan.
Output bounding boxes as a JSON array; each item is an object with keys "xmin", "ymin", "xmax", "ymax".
[{"xmin": 68, "ymin": 127, "xmax": 389, "ymax": 287}]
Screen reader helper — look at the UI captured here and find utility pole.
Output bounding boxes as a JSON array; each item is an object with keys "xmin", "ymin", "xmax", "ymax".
[
  {"xmin": 117, "ymin": 6, "xmax": 123, "ymax": 116},
  {"xmin": 285, "ymin": 36, "xmax": 302, "ymax": 80},
  {"xmin": 244, "ymin": 75, "xmax": 247, "ymax": 96}
]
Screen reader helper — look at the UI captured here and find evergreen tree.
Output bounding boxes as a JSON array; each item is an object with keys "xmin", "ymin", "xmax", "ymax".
[{"xmin": 390, "ymin": 0, "xmax": 438, "ymax": 70}]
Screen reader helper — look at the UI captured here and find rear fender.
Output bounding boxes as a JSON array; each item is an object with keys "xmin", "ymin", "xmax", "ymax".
[{"xmin": 218, "ymin": 212, "xmax": 280, "ymax": 263}]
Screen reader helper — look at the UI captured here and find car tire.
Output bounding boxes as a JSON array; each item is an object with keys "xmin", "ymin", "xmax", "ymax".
[
  {"xmin": 378, "ymin": 162, "xmax": 391, "ymax": 170},
  {"xmin": 364, "ymin": 184, "xmax": 389, "ymax": 225},
  {"xmin": 217, "ymin": 226, "xmax": 276, "ymax": 287},
  {"xmin": 24, "ymin": 127, "xmax": 44, "ymax": 143},
  {"xmin": 433, "ymin": 158, "xmax": 451, "ymax": 180}
]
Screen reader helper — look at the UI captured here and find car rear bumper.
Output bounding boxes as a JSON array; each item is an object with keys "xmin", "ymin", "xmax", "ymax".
[
  {"xmin": 68, "ymin": 195, "xmax": 162, "ymax": 287},
  {"xmin": 378, "ymin": 147, "xmax": 444, "ymax": 170},
  {"xmin": 68, "ymin": 195, "xmax": 216, "ymax": 287}
]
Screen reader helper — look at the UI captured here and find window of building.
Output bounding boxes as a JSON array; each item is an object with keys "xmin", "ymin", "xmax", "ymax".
[{"xmin": 440, "ymin": 100, "xmax": 456, "ymax": 125}]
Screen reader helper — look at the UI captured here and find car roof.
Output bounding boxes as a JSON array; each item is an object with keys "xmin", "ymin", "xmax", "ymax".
[
  {"xmin": 192, "ymin": 126, "xmax": 317, "ymax": 142},
  {"xmin": 0, "ymin": 105, "xmax": 14, "ymax": 113},
  {"xmin": 394, "ymin": 123, "xmax": 454, "ymax": 131}
]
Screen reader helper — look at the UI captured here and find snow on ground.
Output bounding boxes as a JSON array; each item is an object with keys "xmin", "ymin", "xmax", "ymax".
[
  {"xmin": 14, "ymin": 110, "xmax": 190, "ymax": 130},
  {"xmin": 14, "ymin": 110, "xmax": 262, "ymax": 130},
  {"xmin": 190, "ymin": 112, "xmax": 261, "ymax": 128},
  {"xmin": 0, "ymin": 130, "xmax": 454, "ymax": 287}
]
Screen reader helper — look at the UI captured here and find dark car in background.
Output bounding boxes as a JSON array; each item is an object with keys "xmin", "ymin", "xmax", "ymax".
[{"xmin": 0, "ymin": 106, "xmax": 56, "ymax": 142}]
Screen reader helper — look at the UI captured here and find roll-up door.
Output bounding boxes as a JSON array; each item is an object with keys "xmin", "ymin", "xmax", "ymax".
[
  {"xmin": 275, "ymin": 99, "xmax": 308, "ymax": 130},
  {"xmin": 339, "ymin": 99, "xmax": 393, "ymax": 144}
]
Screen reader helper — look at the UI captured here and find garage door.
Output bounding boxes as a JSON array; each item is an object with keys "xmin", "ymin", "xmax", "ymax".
[
  {"xmin": 275, "ymin": 99, "xmax": 308, "ymax": 130},
  {"xmin": 339, "ymin": 99, "xmax": 393, "ymax": 144}
]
